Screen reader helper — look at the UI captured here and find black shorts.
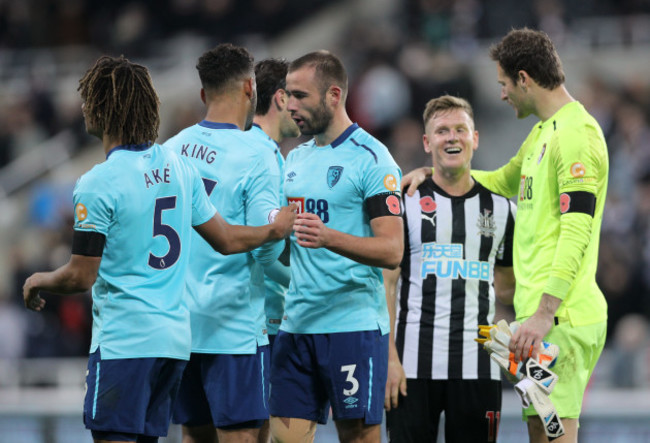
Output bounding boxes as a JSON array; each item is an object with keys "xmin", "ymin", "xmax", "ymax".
[{"xmin": 385, "ymin": 379, "xmax": 502, "ymax": 443}]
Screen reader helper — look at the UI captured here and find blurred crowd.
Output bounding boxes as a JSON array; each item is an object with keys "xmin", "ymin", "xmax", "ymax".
[{"xmin": 1, "ymin": 0, "xmax": 649, "ymax": 389}]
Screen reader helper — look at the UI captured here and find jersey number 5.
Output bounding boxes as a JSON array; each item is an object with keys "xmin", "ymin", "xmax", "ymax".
[{"xmin": 148, "ymin": 196, "xmax": 181, "ymax": 270}]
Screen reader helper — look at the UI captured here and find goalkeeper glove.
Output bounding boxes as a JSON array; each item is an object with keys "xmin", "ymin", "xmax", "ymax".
[{"xmin": 476, "ymin": 320, "xmax": 565, "ymax": 440}]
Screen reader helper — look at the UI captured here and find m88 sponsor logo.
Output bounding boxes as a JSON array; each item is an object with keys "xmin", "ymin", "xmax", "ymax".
[
  {"xmin": 519, "ymin": 175, "xmax": 533, "ymax": 201},
  {"xmin": 287, "ymin": 197, "xmax": 330, "ymax": 223}
]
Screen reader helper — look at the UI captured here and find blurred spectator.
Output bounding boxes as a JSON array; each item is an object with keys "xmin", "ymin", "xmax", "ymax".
[
  {"xmin": 349, "ymin": 55, "xmax": 412, "ymax": 141},
  {"xmin": 610, "ymin": 314, "xmax": 650, "ymax": 388},
  {"xmin": 0, "ymin": 290, "xmax": 27, "ymax": 359},
  {"xmin": 385, "ymin": 116, "xmax": 429, "ymax": 175}
]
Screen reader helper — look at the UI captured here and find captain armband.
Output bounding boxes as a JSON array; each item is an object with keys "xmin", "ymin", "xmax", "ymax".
[
  {"xmin": 71, "ymin": 230, "xmax": 106, "ymax": 257},
  {"xmin": 559, "ymin": 191, "xmax": 595, "ymax": 216},
  {"xmin": 365, "ymin": 192, "xmax": 403, "ymax": 219}
]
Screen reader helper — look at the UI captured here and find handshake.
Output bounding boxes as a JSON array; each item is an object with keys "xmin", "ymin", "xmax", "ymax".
[{"xmin": 476, "ymin": 320, "xmax": 565, "ymax": 441}]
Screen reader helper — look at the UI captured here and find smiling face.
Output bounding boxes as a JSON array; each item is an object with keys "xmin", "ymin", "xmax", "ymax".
[
  {"xmin": 423, "ymin": 108, "xmax": 478, "ymax": 175},
  {"xmin": 285, "ymin": 66, "xmax": 333, "ymax": 136}
]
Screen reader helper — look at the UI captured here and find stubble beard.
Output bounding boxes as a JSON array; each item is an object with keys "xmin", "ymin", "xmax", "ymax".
[{"xmin": 299, "ymin": 98, "xmax": 333, "ymax": 136}]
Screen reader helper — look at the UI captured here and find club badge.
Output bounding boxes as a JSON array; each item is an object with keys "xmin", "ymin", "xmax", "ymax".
[
  {"xmin": 477, "ymin": 209, "xmax": 496, "ymax": 238},
  {"xmin": 327, "ymin": 166, "xmax": 344, "ymax": 189}
]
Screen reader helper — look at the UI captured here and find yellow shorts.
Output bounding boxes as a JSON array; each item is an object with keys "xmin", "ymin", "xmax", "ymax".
[{"xmin": 522, "ymin": 319, "xmax": 606, "ymax": 419}]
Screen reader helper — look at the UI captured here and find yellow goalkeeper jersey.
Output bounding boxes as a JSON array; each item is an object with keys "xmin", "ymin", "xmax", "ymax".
[{"xmin": 472, "ymin": 101, "xmax": 608, "ymax": 326}]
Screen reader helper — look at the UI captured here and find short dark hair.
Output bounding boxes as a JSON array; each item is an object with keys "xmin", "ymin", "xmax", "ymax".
[
  {"xmin": 289, "ymin": 50, "xmax": 348, "ymax": 98},
  {"xmin": 423, "ymin": 95, "xmax": 474, "ymax": 128},
  {"xmin": 489, "ymin": 28, "xmax": 565, "ymax": 90},
  {"xmin": 254, "ymin": 58, "xmax": 289, "ymax": 116},
  {"xmin": 196, "ymin": 43, "xmax": 254, "ymax": 94},
  {"xmin": 78, "ymin": 55, "xmax": 159, "ymax": 144}
]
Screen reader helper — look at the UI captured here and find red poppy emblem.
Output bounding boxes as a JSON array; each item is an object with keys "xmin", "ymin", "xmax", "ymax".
[
  {"xmin": 386, "ymin": 195, "xmax": 401, "ymax": 215},
  {"xmin": 420, "ymin": 196, "xmax": 436, "ymax": 213},
  {"xmin": 560, "ymin": 193, "xmax": 570, "ymax": 213}
]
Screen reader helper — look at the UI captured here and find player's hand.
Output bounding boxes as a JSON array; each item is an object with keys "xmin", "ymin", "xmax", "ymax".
[
  {"xmin": 293, "ymin": 212, "xmax": 329, "ymax": 248},
  {"xmin": 384, "ymin": 356, "xmax": 407, "ymax": 411},
  {"xmin": 271, "ymin": 203, "xmax": 298, "ymax": 238},
  {"xmin": 23, "ymin": 274, "xmax": 46, "ymax": 311},
  {"xmin": 509, "ymin": 311, "xmax": 554, "ymax": 362},
  {"xmin": 402, "ymin": 167, "xmax": 432, "ymax": 197}
]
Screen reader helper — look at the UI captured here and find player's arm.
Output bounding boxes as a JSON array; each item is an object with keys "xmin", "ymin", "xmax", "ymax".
[
  {"xmin": 493, "ymin": 265, "xmax": 515, "ymax": 305},
  {"xmin": 510, "ymin": 128, "xmax": 605, "ymax": 361},
  {"xmin": 470, "ymin": 149, "xmax": 524, "ymax": 198},
  {"xmin": 194, "ymin": 205, "xmax": 296, "ymax": 256},
  {"xmin": 188, "ymin": 158, "xmax": 296, "ymax": 255},
  {"xmin": 383, "ymin": 266, "xmax": 407, "ymax": 410},
  {"xmin": 402, "ymin": 148, "xmax": 524, "ymax": 197},
  {"xmin": 23, "ymin": 231, "xmax": 103, "ymax": 311},
  {"xmin": 246, "ymin": 153, "xmax": 287, "ymax": 266},
  {"xmin": 401, "ymin": 166, "xmax": 432, "ymax": 197},
  {"xmin": 294, "ymin": 212, "xmax": 403, "ymax": 269}
]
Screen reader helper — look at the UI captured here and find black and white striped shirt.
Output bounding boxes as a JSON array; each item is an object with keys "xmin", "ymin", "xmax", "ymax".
[{"xmin": 396, "ymin": 178, "xmax": 516, "ymax": 380}]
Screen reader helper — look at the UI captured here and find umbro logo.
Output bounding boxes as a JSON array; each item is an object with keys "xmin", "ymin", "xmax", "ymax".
[
  {"xmin": 343, "ymin": 396, "xmax": 359, "ymax": 408},
  {"xmin": 286, "ymin": 171, "xmax": 296, "ymax": 182}
]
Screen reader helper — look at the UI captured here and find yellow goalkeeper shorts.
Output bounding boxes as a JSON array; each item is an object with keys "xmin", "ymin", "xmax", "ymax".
[{"xmin": 522, "ymin": 318, "xmax": 606, "ymax": 420}]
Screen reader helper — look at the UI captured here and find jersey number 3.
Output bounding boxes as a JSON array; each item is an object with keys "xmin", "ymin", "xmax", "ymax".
[{"xmin": 340, "ymin": 364, "xmax": 359, "ymax": 396}]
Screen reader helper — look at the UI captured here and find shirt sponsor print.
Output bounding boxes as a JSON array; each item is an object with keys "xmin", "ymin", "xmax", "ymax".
[
  {"xmin": 383, "ymin": 174, "xmax": 397, "ymax": 191},
  {"xmin": 570, "ymin": 162, "xmax": 586, "ymax": 178},
  {"xmin": 420, "ymin": 242, "xmax": 491, "ymax": 281},
  {"xmin": 287, "ymin": 197, "xmax": 305, "ymax": 213},
  {"xmin": 75, "ymin": 203, "xmax": 87, "ymax": 221}
]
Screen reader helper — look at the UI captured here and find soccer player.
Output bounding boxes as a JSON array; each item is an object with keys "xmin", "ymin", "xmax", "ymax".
[
  {"xmin": 268, "ymin": 50, "xmax": 404, "ymax": 443},
  {"xmin": 402, "ymin": 28, "xmax": 609, "ymax": 443},
  {"xmin": 247, "ymin": 58, "xmax": 301, "ymax": 352},
  {"xmin": 383, "ymin": 95, "xmax": 516, "ymax": 443},
  {"xmin": 163, "ymin": 44, "xmax": 287, "ymax": 443},
  {"xmin": 21, "ymin": 55, "xmax": 296, "ymax": 443}
]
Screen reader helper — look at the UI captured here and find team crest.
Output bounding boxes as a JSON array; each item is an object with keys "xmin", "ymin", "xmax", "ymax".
[
  {"xmin": 538, "ymin": 144, "xmax": 546, "ymax": 164},
  {"xmin": 327, "ymin": 166, "xmax": 344, "ymax": 188},
  {"xmin": 477, "ymin": 209, "xmax": 496, "ymax": 237}
]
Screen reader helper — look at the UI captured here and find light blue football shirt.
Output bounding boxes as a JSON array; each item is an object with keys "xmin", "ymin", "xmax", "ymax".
[
  {"xmin": 246, "ymin": 124, "xmax": 289, "ymax": 335},
  {"xmin": 72, "ymin": 143, "xmax": 216, "ymax": 360},
  {"xmin": 282, "ymin": 123, "xmax": 401, "ymax": 334},
  {"xmin": 164, "ymin": 121, "xmax": 284, "ymax": 353}
]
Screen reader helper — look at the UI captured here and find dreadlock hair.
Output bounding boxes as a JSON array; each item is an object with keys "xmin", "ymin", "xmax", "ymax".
[
  {"xmin": 78, "ymin": 55, "xmax": 160, "ymax": 145},
  {"xmin": 254, "ymin": 58, "xmax": 289, "ymax": 116}
]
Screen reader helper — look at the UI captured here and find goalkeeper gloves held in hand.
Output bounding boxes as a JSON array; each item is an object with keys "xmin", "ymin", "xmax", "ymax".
[{"xmin": 476, "ymin": 320, "xmax": 565, "ymax": 440}]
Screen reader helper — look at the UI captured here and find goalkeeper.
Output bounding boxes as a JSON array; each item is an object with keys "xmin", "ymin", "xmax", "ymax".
[{"xmin": 402, "ymin": 28, "xmax": 608, "ymax": 443}]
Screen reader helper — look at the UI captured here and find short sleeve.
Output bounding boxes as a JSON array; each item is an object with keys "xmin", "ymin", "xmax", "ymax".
[
  {"xmin": 360, "ymin": 153, "xmax": 402, "ymax": 200},
  {"xmin": 72, "ymin": 172, "xmax": 114, "ymax": 236}
]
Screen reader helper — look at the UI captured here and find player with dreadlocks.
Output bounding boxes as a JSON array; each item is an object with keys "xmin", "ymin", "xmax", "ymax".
[
  {"xmin": 22, "ymin": 55, "xmax": 296, "ymax": 443},
  {"xmin": 77, "ymin": 55, "xmax": 160, "ymax": 145}
]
